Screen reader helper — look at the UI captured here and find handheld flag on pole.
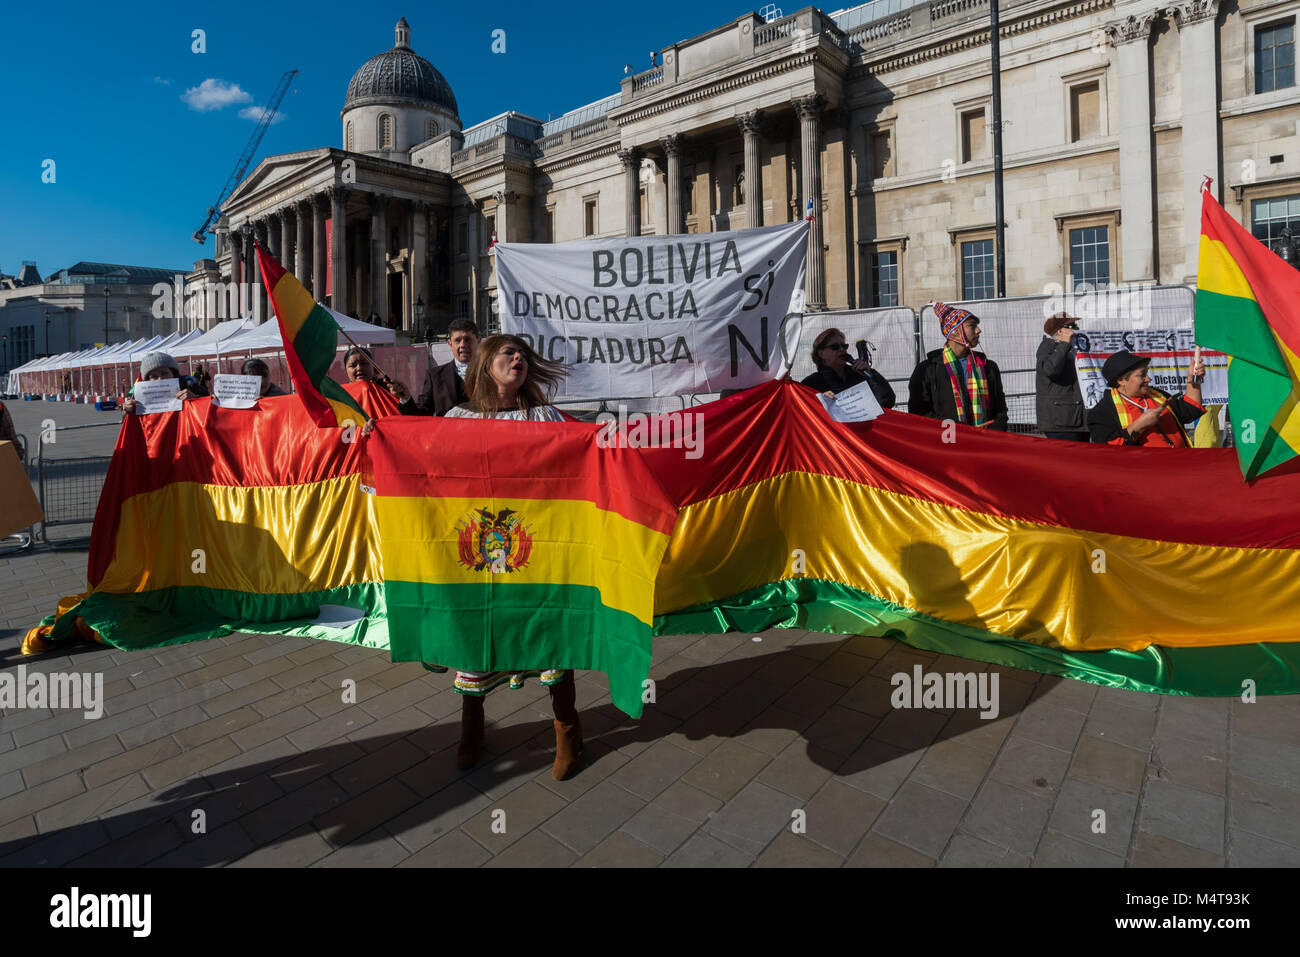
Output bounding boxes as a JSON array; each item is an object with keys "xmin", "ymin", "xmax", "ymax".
[
  {"xmin": 1194, "ymin": 181, "xmax": 1300, "ymax": 479},
  {"xmin": 255, "ymin": 243, "xmax": 367, "ymax": 428}
]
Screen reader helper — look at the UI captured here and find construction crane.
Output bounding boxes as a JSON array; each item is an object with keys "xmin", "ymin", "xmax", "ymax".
[{"xmin": 192, "ymin": 68, "xmax": 299, "ymax": 244}]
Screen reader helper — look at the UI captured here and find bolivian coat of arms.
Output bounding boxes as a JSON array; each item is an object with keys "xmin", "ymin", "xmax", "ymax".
[{"xmin": 457, "ymin": 507, "xmax": 533, "ymax": 573}]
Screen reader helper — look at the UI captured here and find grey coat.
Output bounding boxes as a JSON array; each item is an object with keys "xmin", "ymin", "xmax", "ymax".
[{"xmin": 1035, "ymin": 337, "xmax": 1085, "ymax": 432}]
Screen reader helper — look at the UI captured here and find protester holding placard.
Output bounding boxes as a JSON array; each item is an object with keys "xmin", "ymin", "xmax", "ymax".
[
  {"xmin": 800, "ymin": 327, "xmax": 896, "ymax": 410},
  {"xmin": 121, "ymin": 352, "xmax": 207, "ymax": 415},
  {"xmin": 1035, "ymin": 312, "xmax": 1087, "ymax": 441},
  {"xmin": 1086, "ymin": 349, "xmax": 1206, "ymax": 447},
  {"xmin": 907, "ymin": 302, "xmax": 1008, "ymax": 430},
  {"xmin": 241, "ymin": 358, "xmax": 288, "ymax": 397}
]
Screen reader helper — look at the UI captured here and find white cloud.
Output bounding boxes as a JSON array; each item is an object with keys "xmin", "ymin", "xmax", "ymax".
[
  {"xmin": 181, "ymin": 78, "xmax": 253, "ymax": 112},
  {"xmin": 239, "ymin": 106, "xmax": 286, "ymax": 125},
  {"xmin": 152, "ymin": 76, "xmax": 172, "ymax": 86}
]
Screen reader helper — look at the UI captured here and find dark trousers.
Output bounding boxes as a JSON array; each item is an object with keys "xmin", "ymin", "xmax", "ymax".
[{"xmin": 1044, "ymin": 431, "xmax": 1089, "ymax": 441}]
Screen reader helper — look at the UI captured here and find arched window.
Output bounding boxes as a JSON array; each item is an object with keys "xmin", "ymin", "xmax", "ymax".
[
  {"xmin": 426, "ymin": 118, "xmax": 438, "ymax": 140},
  {"xmin": 345, "ymin": 121, "xmax": 354, "ymax": 152},
  {"xmin": 379, "ymin": 113, "xmax": 394, "ymax": 150}
]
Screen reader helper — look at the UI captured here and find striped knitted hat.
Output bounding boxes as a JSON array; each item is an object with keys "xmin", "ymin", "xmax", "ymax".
[{"xmin": 932, "ymin": 301, "xmax": 976, "ymax": 341}]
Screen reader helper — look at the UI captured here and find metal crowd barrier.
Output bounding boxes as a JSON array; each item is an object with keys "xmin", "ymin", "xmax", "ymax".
[{"xmin": 35, "ymin": 422, "xmax": 119, "ymax": 549}]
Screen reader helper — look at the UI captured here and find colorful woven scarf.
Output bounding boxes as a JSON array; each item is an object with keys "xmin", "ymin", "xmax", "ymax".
[
  {"xmin": 942, "ymin": 344, "xmax": 989, "ymax": 426},
  {"xmin": 1110, "ymin": 388, "xmax": 1185, "ymax": 447}
]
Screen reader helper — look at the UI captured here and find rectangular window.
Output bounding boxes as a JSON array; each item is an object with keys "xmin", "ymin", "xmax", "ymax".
[
  {"xmin": 961, "ymin": 109, "xmax": 986, "ymax": 163},
  {"xmin": 684, "ymin": 178, "xmax": 695, "ymax": 217},
  {"xmin": 1070, "ymin": 82, "xmax": 1100, "ymax": 142},
  {"xmin": 542, "ymin": 206, "xmax": 555, "ymax": 244},
  {"xmin": 584, "ymin": 198, "xmax": 598, "ymax": 237},
  {"xmin": 1257, "ymin": 20, "xmax": 1296, "ymax": 94},
  {"xmin": 871, "ymin": 130, "xmax": 894, "ymax": 179},
  {"xmin": 640, "ymin": 186, "xmax": 648, "ymax": 222},
  {"xmin": 457, "ymin": 295, "xmax": 469, "ymax": 317},
  {"xmin": 390, "ymin": 225, "xmax": 400, "ymax": 253},
  {"xmin": 871, "ymin": 250, "xmax": 899, "ymax": 307},
  {"xmin": 1069, "ymin": 226, "xmax": 1110, "ymax": 291},
  {"xmin": 961, "ymin": 239, "xmax": 996, "ymax": 300},
  {"xmin": 484, "ymin": 215, "xmax": 496, "ymax": 251},
  {"xmin": 1251, "ymin": 194, "xmax": 1300, "ymax": 251},
  {"xmin": 456, "ymin": 221, "xmax": 467, "ymax": 256}
]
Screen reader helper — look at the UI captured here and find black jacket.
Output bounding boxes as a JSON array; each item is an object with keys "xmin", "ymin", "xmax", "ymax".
[
  {"xmin": 800, "ymin": 364, "xmax": 896, "ymax": 409},
  {"xmin": 402, "ymin": 360, "xmax": 467, "ymax": 417},
  {"xmin": 906, "ymin": 349, "xmax": 1008, "ymax": 430},
  {"xmin": 1087, "ymin": 390, "xmax": 1203, "ymax": 446},
  {"xmin": 1035, "ymin": 338, "xmax": 1084, "ymax": 432}
]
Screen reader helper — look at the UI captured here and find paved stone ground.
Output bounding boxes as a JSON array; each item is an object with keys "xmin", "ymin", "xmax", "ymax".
[{"xmin": 2, "ymin": 399, "xmax": 1299, "ymax": 867}]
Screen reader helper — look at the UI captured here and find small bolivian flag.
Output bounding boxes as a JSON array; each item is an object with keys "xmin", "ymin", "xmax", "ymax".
[
  {"xmin": 1194, "ymin": 184, "xmax": 1300, "ymax": 478},
  {"xmin": 255, "ymin": 244, "xmax": 367, "ymax": 428}
]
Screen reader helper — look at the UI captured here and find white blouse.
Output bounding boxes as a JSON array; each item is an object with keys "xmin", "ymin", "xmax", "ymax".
[{"xmin": 444, "ymin": 404, "xmax": 564, "ymax": 422}]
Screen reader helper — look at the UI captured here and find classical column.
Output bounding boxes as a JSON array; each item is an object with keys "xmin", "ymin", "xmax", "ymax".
[
  {"xmin": 411, "ymin": 201, "xmax": 429, "ymax": 335},
  {"xmin": 794, "ymin": 93, "xmax": 827, "ymax": 310},
  {"xmin": 229, "ymin": 231, "xmax": 243, "ymax": 320},
  {"xmin": 295, "ymin": 200, "xmax": 312, "ymax": 289},
  {"xmin": 312, "ymin": 194, "xmax": 328, "ymax": 300},
  {"xmin": 266, "ymin": 211, "xmax": 281, "ymax": 261},
  {"xmin": 467, "ymin": 200, "xmax": 481, "ymax": 325},
  {"xmin": 738, "ymin": 111, "xmax": 764, "ymax": 229},
  {"xmin": 371, "ymin": 194, "xmax": 388, "ymax": 321},
  {"xmin": 663, "ymin": 134, "xmax": 687, "ymax": 234},
  {"xmin": 280, "ymin": 210, "xmax": 294, "ymax": 277},
  {"xmin": 1107, "ymin": 11, "xmax": 1159, "ymax": 282},
  {"xmin": 254, "ymin": 220, "xmax": 270, "ymax": 322},
  {"xmin": 618, "ymin": 147, "xmax": 642, "ymax": 237},
  {"xmin": 330, "ymin": 188, "xmax": 349, "ymax": 314},
  {"xmin": 1169, "ymin": 0, "xmax": 1222, "ymax": 276}
]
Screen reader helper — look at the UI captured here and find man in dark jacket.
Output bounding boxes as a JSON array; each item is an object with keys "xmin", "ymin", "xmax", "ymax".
[
  {"xmin": 907, "ymin": 302, "xmax": 1008, "ymax": 430},
  {"xmin": 401, "ymin": 318, "xmax": 480, "ymax": 416},
  {"xmin": 1035, "ymin": 312, "xmax": 1086, "ymax": 440}
]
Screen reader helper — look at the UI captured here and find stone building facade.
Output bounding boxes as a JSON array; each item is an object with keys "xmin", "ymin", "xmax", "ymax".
[{"xmin": 209, "ymin": 2, "xmax": 1300, "ymax": 337}]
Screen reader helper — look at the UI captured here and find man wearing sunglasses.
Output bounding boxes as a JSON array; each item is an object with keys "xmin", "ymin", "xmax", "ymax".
[{"xmin": 1035, "ymin": 312, "xmax": 1087, "ymax": 441}]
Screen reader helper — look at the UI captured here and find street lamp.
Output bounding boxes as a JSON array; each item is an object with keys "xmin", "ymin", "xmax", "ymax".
[
  {"xmin": 2, "ymin": 335, "xmax": 7, "ymax": 375},
  {"xmin": 414, "ymin": 296, "xmax": 425, "ymax": 341},
  {"xmin": 43, "ymin": 308, "xmax": 50, "ymax": 356},
  {"xmin": 103, "ymin": 286, "xmax": 111, "ymax": 344}
]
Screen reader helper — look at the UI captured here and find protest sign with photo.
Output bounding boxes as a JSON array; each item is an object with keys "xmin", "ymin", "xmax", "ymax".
[
  {"xmin": 496, "ymin": 220, "xmax": 808, "ymax": 399},
  {"xmin": 1072, "ymin": 328, "xmax": 1228, "ymax": 410}
]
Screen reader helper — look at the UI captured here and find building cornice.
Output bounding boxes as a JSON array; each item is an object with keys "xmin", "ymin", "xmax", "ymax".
[
  {"xmin": 536, "ymin": 143, "xmax": 621, "ymax": 175},
  {"xmin": 857, "ymin": 0, "xmax": 1113, "ymax": 75}
]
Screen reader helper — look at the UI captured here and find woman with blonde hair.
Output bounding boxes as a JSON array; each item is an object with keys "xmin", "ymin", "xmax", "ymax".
[{"xmin": 432, "ymin": 335, "xmax": 581, "ymax": 778}]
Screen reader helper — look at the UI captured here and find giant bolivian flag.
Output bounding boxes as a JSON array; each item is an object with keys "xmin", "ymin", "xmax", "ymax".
[
  {"xmin": 646, "ymin": 381, "xmax": 1300, "ymax": 696},
  {"xmin": 23, "ymin": 386, "xmax": 392, "ymax": 656},
  {"xmin": 1195, "ymin": 186, "xmax": 1300, "ymax": 478},
  {"xmin": 367, "ymin": 415, "xmax": 678, "ymax": 717}
]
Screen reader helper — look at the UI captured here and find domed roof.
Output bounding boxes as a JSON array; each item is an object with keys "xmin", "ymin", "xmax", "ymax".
[{"xmin": 344, "ymin": 18, "xmax": 458, "ymax": 117}]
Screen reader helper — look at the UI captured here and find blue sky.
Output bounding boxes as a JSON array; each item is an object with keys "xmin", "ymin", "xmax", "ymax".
[{"xmin": 0, "ymin": 0, "xmax": 782, "ymax": 278}]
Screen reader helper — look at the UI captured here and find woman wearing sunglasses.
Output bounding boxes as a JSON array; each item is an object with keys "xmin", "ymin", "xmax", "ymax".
[{"xmin": 801, "ymin": 327, "xmax": 896, "ymax": 409}]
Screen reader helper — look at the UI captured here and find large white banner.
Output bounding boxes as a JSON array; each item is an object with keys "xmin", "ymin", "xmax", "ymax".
[
  {"xmin": 1072, "ymin": 328, "xmax": 1228, "ymax": 410},
  {"xmin": 496, "ymin": 221, "xmax": 808, "ymax": 399}
]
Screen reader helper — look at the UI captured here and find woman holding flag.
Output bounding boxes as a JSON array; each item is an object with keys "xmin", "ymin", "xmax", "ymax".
[{"xmin": 1086, "ymin": 349, "xmax": 1206, "ymax": 447}]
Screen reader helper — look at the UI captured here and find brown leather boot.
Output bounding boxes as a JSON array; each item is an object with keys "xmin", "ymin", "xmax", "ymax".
[
  {"xmin": 456, "ymin": 694, "xmax": 485, "ymax": 769},
  {"xmin": 549, "ymin": 673, "xmax": 583, "ymax": 781}
]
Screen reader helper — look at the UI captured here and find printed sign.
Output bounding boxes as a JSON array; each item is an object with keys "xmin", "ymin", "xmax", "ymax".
[
  {"xmin": 1072, "ymin": 328, "xmax": 1227, "ymax": 411},
  {"xmin": 817, "ymin": 379, "xmax": 885, "ymax": 423},
  {"xmin": 133, "ymin": 379, "xmax": 183, "ymax": 414},
  {"xmin": 496, "ymin": 221, "xmax": 808, "ymax": 399},
  {"xmin": 212, "ymin": 374, "xmax": 263, "ymax": 409}
]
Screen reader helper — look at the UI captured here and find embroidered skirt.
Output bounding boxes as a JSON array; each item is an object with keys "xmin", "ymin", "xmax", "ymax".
[{"xmin": 422, "ymin": 663, "xmax": 567, "ymax": 695}]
